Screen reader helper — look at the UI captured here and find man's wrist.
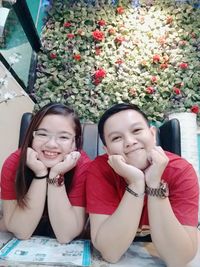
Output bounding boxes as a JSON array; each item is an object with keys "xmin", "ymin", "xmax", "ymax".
[
  {"xmin": 126, "ymin": 182, "xmax": 145, "ymax": 197},
  {"xmin": 145, "ymin": 180, "xmax": 169, "ymax": 199},
  {"xmin": 126, "ymin": 186, "xmax": 145, "ymax": 197}
]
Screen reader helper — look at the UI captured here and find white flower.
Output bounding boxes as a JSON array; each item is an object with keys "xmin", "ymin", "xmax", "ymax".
[
  {"xmin": 3, "ymin": 92, "xmax": 17, "ymax": 100},
  {"xmin": 0, "ymin": 78, "xmax": 8, "ymax": 88},
  {"xmin": 8, "ymin": 53, "xmax": 22, "ymax": 64}
]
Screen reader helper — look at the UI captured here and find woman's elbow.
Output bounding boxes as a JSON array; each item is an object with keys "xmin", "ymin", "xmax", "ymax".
[
  {"xmin": 56, "ymin": 236, "xmax": 72, "ymax": 244},
  {"xmin": 6, "ymin": 224, "xmax": 33, "ymax": 240},
  {"xmin": 14, "ymin": 232, "xmax": 32, "ymax": 240}
]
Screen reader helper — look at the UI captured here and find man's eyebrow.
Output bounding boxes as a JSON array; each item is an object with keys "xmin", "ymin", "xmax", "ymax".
[
  {"xmin": 107, "ymin": 131, "xmax": 121, "ymax": 138},
  {"xmin": 106, "ymin": 122, "xmax": 145, "ymax": 138}
]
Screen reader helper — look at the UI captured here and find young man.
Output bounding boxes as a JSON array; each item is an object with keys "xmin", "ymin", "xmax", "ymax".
[{"xmin": 86, "ymin": 103, "xmax": 199, "ymax": 267}]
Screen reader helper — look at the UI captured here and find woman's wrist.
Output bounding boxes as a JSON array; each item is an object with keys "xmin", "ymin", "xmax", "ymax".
[
  {"xmin": 47, "ymin": 174, "xmax": 64, "ymax": 187},
  {"xmin": 34, "ymin": 173, "xmax": 48, "ymax": 179}
]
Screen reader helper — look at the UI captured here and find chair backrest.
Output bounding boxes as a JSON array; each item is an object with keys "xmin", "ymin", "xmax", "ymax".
[{"xmin": 18, "ymin": 112, "xmax": 181, "ymax": 158}]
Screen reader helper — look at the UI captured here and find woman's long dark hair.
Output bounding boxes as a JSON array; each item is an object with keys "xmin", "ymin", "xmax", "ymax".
[{"xmin": 16, "ymin": 103, "xmax": 82, "ymax": 208}]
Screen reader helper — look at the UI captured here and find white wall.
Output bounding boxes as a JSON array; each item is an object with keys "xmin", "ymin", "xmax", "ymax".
[{"xmin": 0, "ymin": 61, "xmax": 34, "ymax": 171}]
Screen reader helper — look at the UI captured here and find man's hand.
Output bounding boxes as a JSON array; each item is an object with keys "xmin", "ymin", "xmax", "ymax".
[
  {"xmin": 108, "ymin": 155, "xmax": 145, "ymax": 185},
  {"xmin": 26, "ymin": 147, "xmax": 48, "ymax": 177},
  {"xmin": 49, "ymin": 151, "xmax": 81, "ymax": 178},
  {"xmin": 144, "ymin": 146, "xmax": 169, "ymax": 188}
]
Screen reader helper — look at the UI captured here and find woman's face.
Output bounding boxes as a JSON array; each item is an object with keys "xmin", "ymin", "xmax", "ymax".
[{"xmin": 32, "ymin": 114, "xmax": 76, "ymax": 168}]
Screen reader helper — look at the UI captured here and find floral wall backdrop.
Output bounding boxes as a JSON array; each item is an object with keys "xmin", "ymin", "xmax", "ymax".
[{"xmin": 34, "ymin": 0, "xmax": 200, "ymax": 123}]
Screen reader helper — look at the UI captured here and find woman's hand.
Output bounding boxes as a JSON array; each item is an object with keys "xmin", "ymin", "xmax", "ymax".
[
  {"xmin": 26, "ymin": 147, "xmax": 48, "ymax": 177},
  {"xmin": 49, "ymin": 151, "xmax": 81, "ymax": 178}
]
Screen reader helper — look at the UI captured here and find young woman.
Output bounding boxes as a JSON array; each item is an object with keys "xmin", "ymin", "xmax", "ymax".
[{"xmin": 1, "ymin": 103, "xmax": 91, "ymax": 243}]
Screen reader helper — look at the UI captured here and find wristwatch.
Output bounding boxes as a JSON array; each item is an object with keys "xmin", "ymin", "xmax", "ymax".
[
  {"xmin": 47, "ymin": 174, "xmax": 64, "ymax": 187},
  {"xmin": 145, "ymin": 180, "xmax": 169, "ymax": 199}
]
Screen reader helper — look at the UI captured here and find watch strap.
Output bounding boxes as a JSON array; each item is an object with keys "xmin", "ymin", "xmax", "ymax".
[
  {"xmin": 47, "ymin": 174, "xmax": 64, "ymax": 187},
  {"xmin": 145, "ymin": 180, "xmax": 169, "ymax": 198}
]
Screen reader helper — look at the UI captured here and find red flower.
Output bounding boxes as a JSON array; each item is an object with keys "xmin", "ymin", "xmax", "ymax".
[
  {"xmin": 153, "ymin": 54, "xmax": 160, "ymax": 63},
  {"xmin": 173, "ymin": 87, "xmax": 181, "ymax": 95},
  {"xmin": 94, "ymin": 79, "xmax": 101, "ymax": 86},
  {"xmin": 115, "ymin": 36, "xmax": 125, "ymax": 44},
  {"xmin": 73, "ymin": 54, "xmax": 81, "ymax": 61},
  {"xmin": 115, "ymin": 59, "xmax": 123, "ymax": 65},
  {"xmin": 191, "ymin": 105, "xmax": 199, "ymax": 114},
  {"xmin": 67, "ymin": 33, "xmax": 75, "ymax": 39},
  {"xmin": 98, "ymin": 20, "xmax": 106, "ymax": 27},
  {"xmin": 151, "ymin": 76, "xmax": 158, "ymax": 83},
  {"xmin": 116, "ymin": 6, "xmax": 124, "ymax": 14},
  {"xmin": 63, "ymin": 21, "xmax": 71, "ymax": 28},
  {"xmin": 50, "ymin": 53, "xmax": 57, "ymax": 59},
  {"xmin": 108, "ymin": 28, "xmax": 116, "ymax": 35},
  {"xmin": 95, "ymin": 47, "xmax": 101, "ymax": 55},
  {"xmin": 94, "ymin": 68, "xmax": 106, "ymax": 79},
  {"xmin": 146, "ymin": 86, "xmax": 155, "ymax": 94},
  {"xmin": 166, "ymin": 16, "xmax": 173, "ymax": 24},
  {"xmin": 160, "ymin": 63, "xmax": 168, "ymax": 69},
  {"xmin": 179, "ymin": 62, "xmax": 188, "ymax": 69},
  {"xmin": 92, "ymin": 30, "xmax": 104, "ymax": 41}
]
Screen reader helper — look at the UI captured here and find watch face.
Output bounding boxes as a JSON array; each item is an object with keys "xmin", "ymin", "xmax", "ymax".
[
  {"xmin": 56, "ymin": 174, "xmax": 64, "ymax": 186},
  {"xmin": 160, "ymin": 181, "xmax": 169, "ymax": 198}
]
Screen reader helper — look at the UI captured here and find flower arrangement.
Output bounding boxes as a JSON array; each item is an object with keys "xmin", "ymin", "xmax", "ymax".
[{"xmin": 34, "ymin": 0, "xmax": 200, "ymax": 123}]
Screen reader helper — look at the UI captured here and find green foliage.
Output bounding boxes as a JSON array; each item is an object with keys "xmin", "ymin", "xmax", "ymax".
[{"xmin": 34, "ymin": 0, "xmax": 200, "ymax": 123}]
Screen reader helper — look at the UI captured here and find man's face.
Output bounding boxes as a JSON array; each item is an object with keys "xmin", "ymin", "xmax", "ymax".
[{"xmin": 103, "ymin": 109, "xmax": 157, "ymax": 170}]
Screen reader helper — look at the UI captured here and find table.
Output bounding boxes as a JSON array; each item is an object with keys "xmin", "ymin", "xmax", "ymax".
[{"xmin": 0, "ymin": 231, "xmax": 200, "ymax": 267}]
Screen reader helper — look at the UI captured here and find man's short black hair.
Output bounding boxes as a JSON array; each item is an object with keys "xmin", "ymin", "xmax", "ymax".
[{"xmin": 98, "ymin": 103, "xmax": 149, "ymax": 146}]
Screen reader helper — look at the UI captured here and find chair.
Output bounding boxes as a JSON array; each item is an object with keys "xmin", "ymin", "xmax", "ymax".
[{"xmin": 18, "ymin": 112, "xmax": 181, "ymax": 157}]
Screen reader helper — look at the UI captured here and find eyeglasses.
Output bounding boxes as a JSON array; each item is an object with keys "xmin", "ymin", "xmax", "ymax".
[{"xmin": 33, "ymin": 130, "xmax": 75, "ymax": 144}]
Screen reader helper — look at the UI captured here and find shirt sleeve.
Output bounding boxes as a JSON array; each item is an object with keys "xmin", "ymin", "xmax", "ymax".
[
  {"xmin": 0, "ymin": 150, "xmax": 20, "ymax": 200},
  {"xmin": 168, "ymin": 163, "xmax": 199, "ymax": 227},
  {"xmin": 68, "ymin": 150, "xmax": 91, "ymax": 207},
  {"xmin": 86, "ymin": 155, "xmax": 122, "ymax": 215}
]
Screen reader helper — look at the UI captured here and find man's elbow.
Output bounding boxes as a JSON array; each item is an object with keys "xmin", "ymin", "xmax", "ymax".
[
  {"xmin": 56, "ymin": 228, "xmax": 83, "ymax": 244},
  {"xmin": 92, "ymin": 240, "xmax": 122, "ymax": 263},
  {"xmin": 101, "ymin": 251, "xmax": 122, "ymax": 263}
]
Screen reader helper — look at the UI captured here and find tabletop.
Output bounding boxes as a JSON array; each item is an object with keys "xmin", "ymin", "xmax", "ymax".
[{"xmin": 0, "ymin": 231, "xmax": 199, "ymax": 267}]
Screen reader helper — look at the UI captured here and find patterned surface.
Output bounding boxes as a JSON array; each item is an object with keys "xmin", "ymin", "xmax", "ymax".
[{"xmin": 0, "ymin": 232, "xmax": 200, "ymax": 267}]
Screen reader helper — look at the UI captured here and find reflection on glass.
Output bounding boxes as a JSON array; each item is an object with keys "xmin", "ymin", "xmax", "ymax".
[{"xmin": 0, "ymin": 3, "xmax": 32, "ymax": 87}]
